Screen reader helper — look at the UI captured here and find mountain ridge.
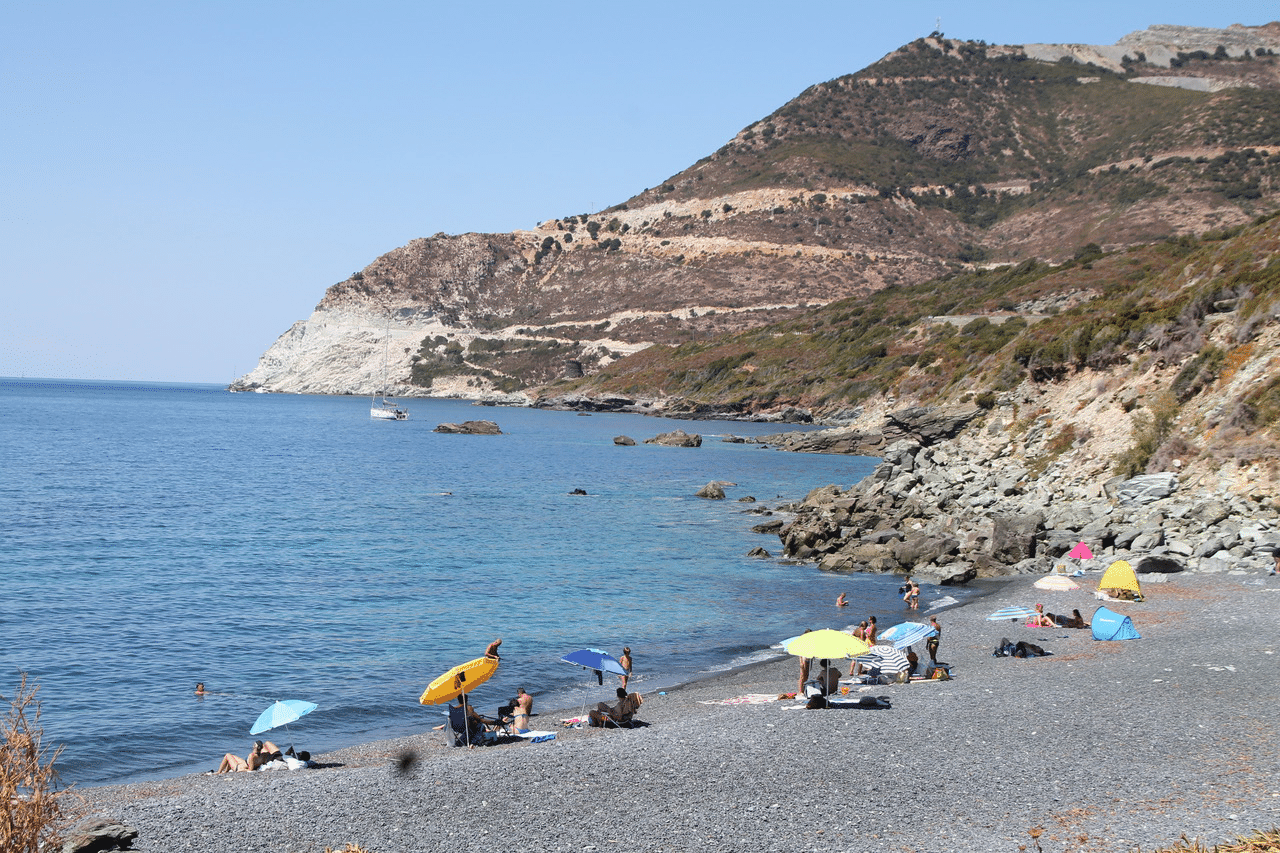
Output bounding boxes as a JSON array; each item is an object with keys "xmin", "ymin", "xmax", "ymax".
[{"xmin": 233, "ymin": 22, "xmax": 1280, "ymax": 403}]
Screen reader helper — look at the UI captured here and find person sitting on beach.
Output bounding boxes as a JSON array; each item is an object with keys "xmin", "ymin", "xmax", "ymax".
[
  {"xmin": 217, "ymin": 739, "xmax": 280, "ymax": 773},
  {"xmin": 1031, "ymin": 604, "xmax": 1055, "ymax": 628},
  {"xmin": 453, "ymin": 696, "xmax": 496, "ymax": 742},
  {"xmin": 905, "ymin": 647, "xmax": 919, "ymax": 678},
  {"xmin": 589, "ymin": 688, "xmax": 643, "ymax": 727},
  {"xmin": 1065, "ymin": 609, "xmax": 1090, "ymax": 629},
  {"xmin": 852, "ymin": 621, "xmax": 868, "ymax": 642},
  {"xmin": 808, "ymin": 659, "xmax": 841, "ymax": 696},
  {"xmin": 503, "ymin": 687, "xmax": 534, "ymax": 734}
]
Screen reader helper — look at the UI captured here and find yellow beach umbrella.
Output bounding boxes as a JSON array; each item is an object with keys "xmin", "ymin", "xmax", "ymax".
[
  {"xmin": 419, "ymin": 656, "xmax": 499, "ymax": 706},
  {"xmin": 782, "ymin": 628, "xmax": 870, "ymax": 660}
]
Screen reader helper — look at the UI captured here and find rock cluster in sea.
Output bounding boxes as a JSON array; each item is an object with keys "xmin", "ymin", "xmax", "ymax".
[
  {"xmin": 774, "ymin": 433, "xmax": 1280, "ymax": 583},
  {"xmin": 433, "ymin": 419, "xmax": 502, "ymax": 434}
]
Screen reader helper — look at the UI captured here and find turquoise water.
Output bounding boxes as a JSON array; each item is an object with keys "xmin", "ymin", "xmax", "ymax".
[{"xmin": 0, "ymin": 378, "xmax": 950, "ymax": 786}]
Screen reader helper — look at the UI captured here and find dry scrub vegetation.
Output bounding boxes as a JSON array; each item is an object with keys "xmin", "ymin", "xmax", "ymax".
[{"xmin": 1, "ymin": 672, "xmax": 72, "ymax": 853}]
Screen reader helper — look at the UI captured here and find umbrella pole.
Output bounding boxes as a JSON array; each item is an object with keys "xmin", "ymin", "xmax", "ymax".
[{"xmin": 461, "ymin": 693, "xmax": 471, "ymax": 748}]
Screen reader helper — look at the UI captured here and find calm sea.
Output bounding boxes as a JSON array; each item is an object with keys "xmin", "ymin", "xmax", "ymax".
[{"xmin": 0, "ymin": 378, "xmax": 965, "ymax": 787}]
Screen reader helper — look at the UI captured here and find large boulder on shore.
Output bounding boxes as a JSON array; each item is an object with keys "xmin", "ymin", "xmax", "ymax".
[
  {"xmin": 891, "ymin": 533, "xmax": 960, "ymax": 567},
  {"xmin": 1109, "ymin": 473, "xmax": 1178, "ymax": 505},
  {"xmin": 434, "ymin": 420, "xmax": 502, "ymax": 435},
  {"xmin": 781, "ymin": 516, "xmax": 843, "ymax": 560},
  {"xmin": 61, "ymin": 817, "xmax": 139, "ymax": 853},
  {"xmin": 645, "ymin": 429, "xmax": 702, "ymax": 447},
  {"xmin": 1134, "ymin": 553, "xmax": 1186, "ymax": 574},
  {"xmin": 990, "ymin": 512, "xmax": 1045, "ymax": 563},
  {"xmin": 883, "ymin": 405, "xmax": 981, "ymax": 446}
]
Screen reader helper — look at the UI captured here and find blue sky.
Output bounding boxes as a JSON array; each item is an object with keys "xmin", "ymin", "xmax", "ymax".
[{"xmin": 3, "ymin": 2, "xmax": 1274, "ymax": 383}]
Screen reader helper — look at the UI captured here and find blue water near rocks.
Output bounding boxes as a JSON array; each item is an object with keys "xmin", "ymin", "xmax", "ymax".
[{"xmin": 0, "ymin": 378, "xmax": 970, "ymax": 787}]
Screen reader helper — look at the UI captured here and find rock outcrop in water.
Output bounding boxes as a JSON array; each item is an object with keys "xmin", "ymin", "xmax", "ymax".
[
  {"xmin": 644, "ymin": 430, "xmax": 702, "ymax": 448},
  {"xmin": 433, "ymin": 420, "xmax": 502, "ymax": 435}
]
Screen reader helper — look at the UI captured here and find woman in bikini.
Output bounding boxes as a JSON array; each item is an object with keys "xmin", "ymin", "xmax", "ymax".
[
  {"xmin": 926, "ymin": 616, "xmax": 941, "ymax": 663},
  {"xmin": 217, "ymin": 740, "xmax": 280, "ymax": 773},
  {"xmin": 507, "ymin": 687, "xmax": 533, "ymax": 734}
]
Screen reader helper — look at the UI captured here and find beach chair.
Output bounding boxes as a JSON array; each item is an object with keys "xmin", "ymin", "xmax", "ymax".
[
  {"xmin": 588, "ymin": 693, "xmax": 642, "ymax": 728},
  {"xmin": 445, "ymin": 705, "xmax": 498, "ymax": 747}
]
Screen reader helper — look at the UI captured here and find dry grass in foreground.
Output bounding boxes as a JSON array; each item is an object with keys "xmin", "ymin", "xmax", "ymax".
[
  {"xmin": 1151, "ymin": 829, "xmax": 1280, "ymax": 852},
  {"xmin": 1, "ymin": 672, "xmax": 73, "ymax": 853},
  {"xmin": 1022, "ymin": 826, "xmax": 1280, "ymax": 852}
]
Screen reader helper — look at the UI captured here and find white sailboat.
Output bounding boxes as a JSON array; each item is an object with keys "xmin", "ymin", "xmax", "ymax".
[{"xmin": 371, "ymin": 330, "xmax": 409, "ymax": 421}]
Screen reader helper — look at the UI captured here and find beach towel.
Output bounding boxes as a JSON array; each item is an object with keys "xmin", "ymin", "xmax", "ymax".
[
  {"xmin": 698, "ymin": 694, "xmax": 780, "ymax": 705},
  {"xmin": 826, "ymin": 695, "xmax": 891, "ymax": 710},
  {"xmin": 515, "ymin": 730, "xmax": 556, "ymax": 743}
]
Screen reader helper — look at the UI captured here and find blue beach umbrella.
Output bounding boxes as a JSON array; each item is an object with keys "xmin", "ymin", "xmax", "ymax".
[
  {"xmin": 250, "ymin": 699, "xmax": 317, "ymax": 736},
  {"xmin": 986, "ymin": 606, "xmax": 1039, "ymax": 622},
  {"xmin": 878, "ymin": 621, "xmax": 937, "ymax": 650},
  {"xmin": 560, "ymin": 648, "xmax": 627, "ymax": 678},
  {"xmin": 560, "ymin": 648, "xmax": 627, "ymax": 723}
]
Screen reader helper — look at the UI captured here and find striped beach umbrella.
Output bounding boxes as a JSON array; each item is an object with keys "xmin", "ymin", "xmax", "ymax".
[
  {"xmin": 877, "ymin": 621, "xmax": 937, "ymax": 650},
  {"xmin": 1034, "ymin": 574, "xmax": 1080, "ymax": 591},
  {"xmin": 986, "ymin": 605, "xmax": 1039, "ymax": 622},
  {"xmin": 854, "ymin": 644, "xmax": 909, "ymax": 674}
]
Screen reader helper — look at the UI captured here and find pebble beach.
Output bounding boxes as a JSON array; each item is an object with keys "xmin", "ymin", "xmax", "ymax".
[{"xmin": 67, "ymin": 572, "xmax": 1280, "ymax": 853}]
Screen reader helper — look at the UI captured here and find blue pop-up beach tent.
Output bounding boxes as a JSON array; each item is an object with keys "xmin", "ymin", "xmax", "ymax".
[{"xmin": 1091, "ymin": 606, "xmax": 1141, "ymax": 641}]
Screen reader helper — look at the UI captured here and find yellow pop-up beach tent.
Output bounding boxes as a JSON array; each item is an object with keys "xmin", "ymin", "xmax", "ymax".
[{"xmin": 1098, "ymin": 560, "xmax": 1143, "ymax": 599}]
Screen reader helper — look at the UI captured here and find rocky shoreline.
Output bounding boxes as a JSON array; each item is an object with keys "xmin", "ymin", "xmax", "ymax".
[{"xmin": 751, "ymin": 403, "xmax": 1280, "ymax": 588}]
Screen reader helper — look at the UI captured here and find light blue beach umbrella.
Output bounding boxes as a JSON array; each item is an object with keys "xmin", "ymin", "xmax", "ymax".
[
  {"xmin": 985, "ymin": 606, "xmax": 1039, "ymax": 622},
  {"xmin": 250, "ymin": 699, "xmax": 317, "ymax": 736},
  {"xmin": 878, "ymin": 621, "xmax": 937, "ymax": 650}
]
